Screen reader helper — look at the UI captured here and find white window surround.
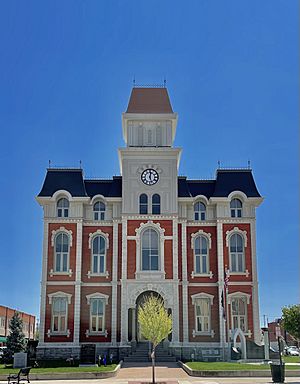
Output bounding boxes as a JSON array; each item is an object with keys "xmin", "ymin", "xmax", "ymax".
[
  {"xmin": 85, "ymin": 293, "xmax": 109, "ymax": 337},
  {"xmin": 226, "ymin": 228, "xmax": 248, "ymax": 275},
  {"xmin": 50, "ymin": 228, "xmax": 73, "ymax": 277},
  {"xmin": 228, "ymin": 292, "xmax": 251, "ymax": 337},
  {"xmin": 47, "ymin": 292, "xmax": 72, "ymax": 337},
  {"xmin": 134, "ymin": 220, "xmax": 166, "ymax": 280},
  {"xmin": 191, "ymin": 230, "xmax": 213, "ymax": 278},
  {"xmin": 87, "ymin": 230, "xmax": 109, "ymax": 278},
  {"xmin": 191, "ymin": 293, "xmax": 215, "ymax": 338}
]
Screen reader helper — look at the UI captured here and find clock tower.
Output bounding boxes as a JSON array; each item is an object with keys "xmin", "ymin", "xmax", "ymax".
[{"xmin": 119, "ymin": 87, "xmax": 181, "ymax": 214}]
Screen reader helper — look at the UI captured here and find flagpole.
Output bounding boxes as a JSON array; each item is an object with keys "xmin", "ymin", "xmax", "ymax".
[
  {"xmin": 225, "ymin": 268, "xmax": 230, "ymax": 361},
  {"xmin": 222, "ymin": 288, "xmax": 225, "ymax": 361}
]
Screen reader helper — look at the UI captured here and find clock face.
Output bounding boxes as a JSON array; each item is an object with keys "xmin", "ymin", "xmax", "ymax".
[{"xmin": 141, "ymin": 169, "xmax": 159, "ymax": 186}]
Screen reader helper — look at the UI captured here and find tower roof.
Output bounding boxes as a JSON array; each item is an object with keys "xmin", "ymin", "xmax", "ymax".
[{"xmin": 126, "ymin": 87, "xmax": 173, "ymax": 114}]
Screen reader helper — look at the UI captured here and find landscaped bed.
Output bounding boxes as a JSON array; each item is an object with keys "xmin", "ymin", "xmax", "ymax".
[
  {"xmin": 0, "ymin": 363, "xmax": 117, "ymax": 374},
  {"xmin": 185, "ymin": 361, "xmax": 300, "ymax": 370}
]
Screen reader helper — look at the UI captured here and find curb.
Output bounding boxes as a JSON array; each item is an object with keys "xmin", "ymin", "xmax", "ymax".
[
  {"xmin": 178, "ymin": 361, "xmax": 300, "ymax": 377},
  {"xmin": 0, "ymin": 361, "xmax": 123, "ymax": 381}
]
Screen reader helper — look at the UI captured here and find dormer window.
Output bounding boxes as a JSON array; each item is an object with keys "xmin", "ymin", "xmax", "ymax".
[
  {"xmin": 57, "ymin": 198, "xmax": 69, "ymax": 218},
  {"xmin": 94, "ymin": 201, "xmax": 105, "ymax": 221},
  {"xmin": 194, "ymin": 202, "xmax": 206, "ymax": 221},
  {"xmin": 230, "ymin": 198, "xmax": 242, "ymax": 218}
]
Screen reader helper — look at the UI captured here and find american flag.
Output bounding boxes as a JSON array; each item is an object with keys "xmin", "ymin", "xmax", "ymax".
[{"xmin": 224, "ymin": 268, "xmax": 230, "ymax": 289}]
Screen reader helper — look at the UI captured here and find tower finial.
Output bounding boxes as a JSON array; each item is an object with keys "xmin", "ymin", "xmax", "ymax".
[
  {"xmin": 133, "ymin": 75, "xmax": 136, "ymax": 87},
  {"xmin": 163, "ymin": 77, "xmax": 167, "ymax": 87}
]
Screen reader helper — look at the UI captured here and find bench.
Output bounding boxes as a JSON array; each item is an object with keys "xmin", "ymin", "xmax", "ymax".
[{"xmin": 7, "ymin": 367, "xmax": 31, "ymax": 384}]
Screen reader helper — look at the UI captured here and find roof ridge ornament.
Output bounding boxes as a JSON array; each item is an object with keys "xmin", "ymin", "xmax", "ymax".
[{"xmin": 132, "ymin": 77, "xmax": 167, "ymax": 88}]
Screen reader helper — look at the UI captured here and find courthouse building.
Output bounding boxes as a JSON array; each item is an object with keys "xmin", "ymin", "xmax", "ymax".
[{"xmin": 36, "ymin": 87, "xmax": 263, "ymax": 360}]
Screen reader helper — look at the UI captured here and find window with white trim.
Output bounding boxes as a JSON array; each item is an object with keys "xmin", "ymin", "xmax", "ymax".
[
  {"xmin": 141, "ymin": 228, "xmax": 159, "ymax": 271},
  {"xmin": 92, "ymin": 235, "xmax": 106, "ymax": 274},
  {"xmin": 139, "ymin": 194, "xmax": 148, "ymax": 214},
  {"xmin": 0, "ymin": 317, "xmax": 5, "ymax": 328},
  {"xmin": 93, "ymin": 201, "xmax": 105, "ymax": 220},
  {"xmin": 194, "ymin": 235, "xmax": 209, "ymax": 274},
  {"xmin": 57, "ymin": 198, "xmax": 69, "ymax": 218},
  {"xmin": 195, "ymin": 298, "xmax": 211, "ymax": 333},
  {"xmin": 90, "ymin": 298, "xmax": 105, "ymax": 333},
  {"xmin": 229, "ymin": 233, "xmax": 245, "ymax": 272},
  {"xmin": 152, "ymin": 194, "xmax": 160, "ymax": 214},
  {"xmin": 230, "ymin": 198, "xmax": 242, "ymax": 218},
  {"xmin": 54, "ymin": 233, "xmax": 69, "ymax": 272},
  {"xmin": 231, "ymin": 297, "xmax": 247, "ymax": 332},
  {"xmin": 51, "ymin": 297, "xmax": 67, "ymax": 333},
  {"xmin": 194, "ymin": 202, "xmax": 206, "ymax": 221}
]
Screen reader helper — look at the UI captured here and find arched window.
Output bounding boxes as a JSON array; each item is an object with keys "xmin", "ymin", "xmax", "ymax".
[
  {"xmin": 55, "ymin": 233, "xmax": 69, "ymax": 272},
  {"xmin": 90, "ymin": 298, "xmax": 105, "ymax": 332},
  {"xmin": 52, "ymin": 297, "xmax": 67, "ymax": 332},
  {"xmin": 194, "ymin": 236, "xmax": 209, "ymax": 274},
  {"xmin": 194, "ymin": 202, "xmax": 206, "ymax": 221},
  {"xmin": 229, "ymin": 234, "xmax": 245, "ymax": 272},
  {"xmin": 152, "ymin": 194, "xmax": 161, "ymax": 214},
  {"xmin": 230, "ymin": 198, "xmax": 242, "ymax": 218},
  {"xmin": 57, "ymin": 198, "xmax": 69, "ymax": 218},
  {"xmin": 139, "ymin": 194, "xmax": 148, "ymax": 214},
  {"xmin": 93, "ymin": 201, "xmax": 105, "ymax": 221},
  {"xmin": 92, "ymin": 236, "xmax": 106, "ymax": 274},
  {"xmin": 141, "ymin": 229, "xmax": 159, "ymax": 271}
]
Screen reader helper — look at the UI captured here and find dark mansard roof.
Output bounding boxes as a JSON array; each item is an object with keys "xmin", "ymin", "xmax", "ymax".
[{"xmin": 38, "ymin": 168, "xmax": 261, "ymax": 198}]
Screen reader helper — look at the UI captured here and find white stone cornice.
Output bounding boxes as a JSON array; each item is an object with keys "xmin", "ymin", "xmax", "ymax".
[
  {"xmin": 86, "ymin": 292, "xmax": 109, "ymax": 305},
  {"xmin": 226, "ymin": 227, "xmax": 248, "ymax": 247},
  {"xmin": 191, "ymin": 229, "xmax": 212, "ymax": 249},
  {"xmin": 48, "ymin": 291, "xmax": 72, "ymax": 304},
  {"xmin": 228, "ymin": 291, "xmax": 251, "ymax": 304},
  {"xmin": 51, "ymin": 227, "xmax": 73, "ymax": 247},
  {"xmin": 135, "ymin": 220, "xmax": 166, "ymax": 236},
  {"xmin": 88, "ymin": 229, "xmax": 109, "ymax": 249},
  {"xmin": 191, "ymin": 292, "xmax": 214, "ymax": 305}
]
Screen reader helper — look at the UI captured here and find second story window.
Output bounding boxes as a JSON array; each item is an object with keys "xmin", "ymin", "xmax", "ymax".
[
  {"xmin": 139, "ymin": 194, "xmax": 148, "ymax": 214},
  {"xmin": 55, "ymin": 233, "xmax": 69, "ymax": 272},
  {"xmin": 194, "ymin": 235, "xmax": 209, "ymax": 274},
  {"xmin": 94, "ymin": 201, "xmax": 105, "ymax": 220},
  {"xmin": 230, "ymin": 233, "xmax": 245, "ymax": 272},
  {"xmin": 230, "ymin": 198, "xmax": 242, "ymax": 218},
  {"xmin": 57, "ymin": 198, "xmax": 69, "ymax": 218},
  {"xmin": 152, "ymin": 194, "xmax": 161, "ymax": 214},
  {"xmin": 141, "ymin": 229, "xmax": 159, "ymax": 271},
  {"xmin": 194, "ymin": 202, "xmax": 206, "ymax": 221},
  {"xmin": 92, "ymin": 235, "xmax": 106, "ymax": 274}
]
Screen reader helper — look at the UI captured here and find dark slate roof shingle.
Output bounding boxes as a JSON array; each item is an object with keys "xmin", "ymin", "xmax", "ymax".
[
  {"xmin": 38, "ymin": 169, "xmax": 261, "ymax": 199},
  {"xmin": 84, "ymin": 177, "xmax": 122, "ymax": 198},
  {"xmin": 38, "ymin": 169, "xmax": 87, "ymax": 197}
]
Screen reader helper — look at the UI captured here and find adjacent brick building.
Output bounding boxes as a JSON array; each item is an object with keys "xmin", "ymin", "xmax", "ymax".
[
  {"xmin": 36, "ymin": 87, "xmax": 263, "ymax": 360},
  {"xmin": 0, "ymin": 305, "xmax": 35, "ymax": 345}
]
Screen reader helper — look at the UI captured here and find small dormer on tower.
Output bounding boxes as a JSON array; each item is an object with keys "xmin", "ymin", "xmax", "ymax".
[{"xmin": 122, "ymin": 87, "xmax": 178, "ymax": 147}]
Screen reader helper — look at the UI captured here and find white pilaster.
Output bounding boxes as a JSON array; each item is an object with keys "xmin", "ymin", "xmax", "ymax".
[
  {"xmin": 181, "ymin": 221, "xmax": 189, "ymax": 343},
  {"xmin": 131, "ymin": 308, "xmax": 136, "ymax": 342},
  {"xmin": 251, "ymin": 219, "xmax": 261, "ymax": 344},
  {"xmin": 217, "ymin": 220, "xmax": 226, "ymax": 351},
  {"xmin": 39, "ymin": 220, "xmax": 49, "ymax": 344},
  {"xmin": 120, "ymin": 218, "xmax": 128, "ymax": 344},
  {"xmin": 73, "ymin": 220, "xmax": 83, "ymax": 345},
  {"xmin": 172, "ymin": 218, "xmax": 178, "ymax": 279},
  {"xmin": 111, "ymin": 220, "xmax": 119, "ymax": 344}
]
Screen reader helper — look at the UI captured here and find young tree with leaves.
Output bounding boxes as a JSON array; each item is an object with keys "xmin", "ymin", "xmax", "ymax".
[
  {"xmin": 138, "ymin": 294, "xmax": 172, "ymax": 384},
  {"xmin": 6, "ymin": 312, "xmax": 27, "ymax": 355},
  {"xmin": 282, "ymin": 304, "xmax": 300, "ymax": 342}
]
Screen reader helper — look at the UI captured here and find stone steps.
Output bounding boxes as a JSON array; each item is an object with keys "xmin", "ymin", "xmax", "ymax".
[{"xmin": 124, "ymin": 343, "xmax": 176, "ymax": 362}]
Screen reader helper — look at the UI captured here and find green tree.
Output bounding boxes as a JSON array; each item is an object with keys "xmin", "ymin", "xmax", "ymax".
[
  {"xmin": 6, "ymin": 312, "xmax": 27, "ymax": 355},
  {"xmin": 138, "ymin": 294, "xmax": 172, "ymax": 384},
  {"xmin": 282, "ymin": 304, "xmax": 300, "ymax": 341}
]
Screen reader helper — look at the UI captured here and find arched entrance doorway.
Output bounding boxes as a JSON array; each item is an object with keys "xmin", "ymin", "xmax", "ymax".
[{"xmin": 128, "ymin": 290, "xmax": 171, "ymax": 343}]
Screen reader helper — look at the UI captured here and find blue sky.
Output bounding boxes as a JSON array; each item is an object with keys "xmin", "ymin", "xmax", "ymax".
[{"xmin": 0, "ymin": 0, "xmax": 298, "ymax": 325}]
